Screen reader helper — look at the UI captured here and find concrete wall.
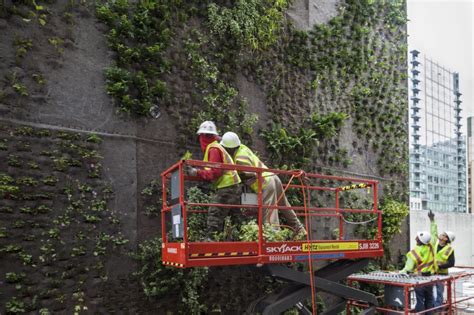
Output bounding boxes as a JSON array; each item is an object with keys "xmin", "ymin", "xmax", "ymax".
[{"xmin": 410, "ymin": 210, "xmax": 474, "ymax": 266}]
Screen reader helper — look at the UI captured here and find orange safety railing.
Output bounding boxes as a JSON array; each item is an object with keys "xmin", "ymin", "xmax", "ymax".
[
  {"xmin": 346, "ymin": 267, "xmax": 474, "ymax": 314},
  {"xmin": 161, "ymin": 160, "xmax": 383, "ymax": 268}
]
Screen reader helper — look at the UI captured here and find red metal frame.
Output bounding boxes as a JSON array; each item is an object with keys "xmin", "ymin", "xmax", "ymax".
[
  {"xmin": 346, "ymin": 269, "xmax": 474, "ymax": 314},
  {"xmin": 161, "ymin": 160, "xmax": 383, "ymax": 268}
]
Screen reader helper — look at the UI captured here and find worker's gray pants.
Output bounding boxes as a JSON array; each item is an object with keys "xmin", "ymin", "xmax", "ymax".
[
  {"xmin": 207, "ymin": 184, "xmax": 241, "ymax": 239},
  {"xmin": 262, "ymin": 175, "xmax": 305, "ymax": 233}
]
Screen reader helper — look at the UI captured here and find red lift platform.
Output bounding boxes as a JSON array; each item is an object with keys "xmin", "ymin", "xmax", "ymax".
[
  {"xmin": 161, "ymin": 160, "xmax": 383, "ymax": 268},
  {"xmin": 161, "ymin": 160, "xmax": 385, "ymax": 314}
]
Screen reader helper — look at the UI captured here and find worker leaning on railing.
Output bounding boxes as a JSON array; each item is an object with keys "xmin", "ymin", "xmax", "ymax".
[
  {"xmin": 220, "ymin": 131, "xmax": 306, "ymax": 237},
  {"xmin": 400, "ymin": 231, "xmax": 436, "ymax": 314},
  {"xmin": 187, "ymin": 121, "xmax": 242, "ymax": 241},
  {"xmin": 428, "ymin": 210, "xmax": 456, "ymax": 309}
]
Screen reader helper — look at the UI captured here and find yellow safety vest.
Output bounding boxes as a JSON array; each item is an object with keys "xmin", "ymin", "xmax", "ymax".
[
  {"xmin": 407, "ymin": 244, "xmax": 437, "ymax": 275},
  {"xmin": 203, "ymin": 141, "xmax": 241, "ymax": 189},
  {"xmin": 435, "ymin": 243, "xmax": 454, "ymax": 275},
  {"xmin": 234, "ymin": 144, "xmax": 273, "ymax": 193}
]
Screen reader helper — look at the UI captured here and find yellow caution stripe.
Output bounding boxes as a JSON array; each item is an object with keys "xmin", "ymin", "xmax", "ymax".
[
  {"xmin": 163, "ymin": 261, "xmax": 184, "ymax": 268},
  {"xmin": 340, "ymin": 183, "xmax": 370, "ymax": 191},
  {"xmin": 190, "ymin": 251, "xmax": 254, "ymax": 258}
]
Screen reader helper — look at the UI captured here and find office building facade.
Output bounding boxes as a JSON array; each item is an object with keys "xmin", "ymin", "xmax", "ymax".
[
  {"xmin": 409, "ymin": 50, "xmax": 467, "ymax": 212},
  {"xmin": 468, "ymin": 117, "xmax": 473, "ymax": 213}
]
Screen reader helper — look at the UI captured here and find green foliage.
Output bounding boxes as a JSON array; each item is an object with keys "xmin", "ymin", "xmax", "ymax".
[
  {"xmin": 262, "ymin": 112, "xmax": 349, "ymax": 168},
  {"xmin": 32, "ymin": 73, "xmax": 46, "ymax": 85},
  {"xmin": 261, "ymin": 123, "xmax": 318, "ymax": 168},
  {"xmin": 42, "ymin": 176, "xmax": 58, "ymax": 186},
  {"xmin": 346, "ymin": 197, "xmax": 408, "ymax": 267},
  {"xmin": 309, "ymin": 112, "xmax": 349, "ymax": 138},
  {"xmin": 186, "ymin": 186, "xmax": 211, "ymax": 242},
  {"xmin": 185, "ymin": 32, "xmax": 258, "ymax": 137},
  {"xmin": 133, "ymin": 238, "xmax": 183, "ymax": 297},
  {"xmin": 7, "ymin": 154, "xmax": 21, "ymax": 167},
  {"xmin": 0, "ymin": 123, "xmax": 127, "ymax": 313},
  {"xmin": 9, "ymin": 71, "xmax": 28, "ymax": 96},
  {"xmin": 14, "ymin": 37, "xmax": 33, "ymax": 62},
  {"xmin": 86, "ymin": 133, "xmax": 102, "ymax": 143},
  {"xmin": 6, "ymin": 272, "xmax": 26, "ymax": 283},
  {"xmin": 133, "ymin": 237, "xmax": 208, "ymax": 314},
  {"xmin": 6, "ymin": 297, "xmax": 26, "ymax": 313},
  {"xmin": 53, "ymin": 156, "xmax": 70, "ymax": 171},
  {"xmin": 0, "ymin": 173, "xmax": 20, "ymax": 196},
  {"xmin": 48, "ymin": 37, "xmax": 64, "ymax": 53},
  {"xmin": 134, "ymin": 187, "xmax": 214, "ymax": 312},
  {"xmin": 239, "ymin": 220, "xmax": 295, "ymax": 242},
  {"xmin": 207, "ymin": 0, "xmax": 289, "ymax": 50},
  {"xmin": 16, "ymin": 176, "xmax": 38, "ymax": 186},
  {"xmin": 96, "ymin": 0, "xmax": 178, "ymax": 115},
  {"xmin": 0, "ymin": 206, "xmax": 13, "ymax": 213},
  {"xmin": 141, "ymin": 179, "xmax": 160, "ymax": 196},
  {"xmin": 252, "ymin": 0, "xmax": 408, "ymax": 189},
  {"xmin": 380, "ymin": 198, "xmax": 408, "ymax": 247},
  {"xmin": 1, "ymin": 244, "xmax": 22, "ymax": 253}
]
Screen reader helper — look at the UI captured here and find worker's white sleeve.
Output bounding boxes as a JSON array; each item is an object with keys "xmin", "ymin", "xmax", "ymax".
[{"xmin": 430, "ymin": 221, "xmax": 438, "ymax": 247}]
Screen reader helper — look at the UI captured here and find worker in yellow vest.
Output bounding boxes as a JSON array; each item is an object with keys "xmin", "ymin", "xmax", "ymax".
[
  {"xmin": 220, "ymin": 132, "xmax": 306, "ymax": 237},
  {"xmin": 188, "ymin": 121, "xmax": 242, "ymax": 240},
  {"xmin": 400, "ymin": 231, "xmax": 436, "ymax": 314},
  {"xmin": 428, "ymin": 210, "xmax": 455, "ymax": 309}
]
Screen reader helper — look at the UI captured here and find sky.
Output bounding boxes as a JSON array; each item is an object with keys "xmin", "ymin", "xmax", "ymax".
[{"xmin": 407, "ymin": 0, "xmax": 474, "ymax": 126}]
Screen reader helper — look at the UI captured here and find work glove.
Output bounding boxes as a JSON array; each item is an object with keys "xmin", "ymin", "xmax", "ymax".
[
  {"xmin": 399, "ymin": 270, "xmax": 408, "ymax": 277},
  {"xmin": 187, "ymin": 167, "xmax": 198, "ymax": 177},
  {"xmin": 428, "ymin": 210, "xmax": 435, "ymax": 222}
]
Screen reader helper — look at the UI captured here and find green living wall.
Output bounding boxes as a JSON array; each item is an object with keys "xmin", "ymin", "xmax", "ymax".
[
  {"xmin": 0, "ymin": 0, "xmax": 409, "ymax": 313},
  {"xmin": 96, "ymin": 0, "xmax": 409, "ymax": 313},
  {"xmin": 97, "ymin": 0, "xmax": 408, "ymax": 184}
]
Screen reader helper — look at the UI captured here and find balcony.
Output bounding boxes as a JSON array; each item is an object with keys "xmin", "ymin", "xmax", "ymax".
[{"xmin": 411, "ymin": 69, "xmax": 420, "ymax": 76}]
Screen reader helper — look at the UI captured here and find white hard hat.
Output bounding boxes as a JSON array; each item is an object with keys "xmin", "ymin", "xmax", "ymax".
[
  {"xmin": 196, "ymin": 121, "xmax": 218, "ymax": 135},
  {"xmin": 220, "ymin": 132, "xmax": 241, "ymax": 148},
  {"xmin": 416, "ymin": 231, "xmax": 431, "ymax": 245},
  {"xmin": 444, "ymin": 231, "xmax": 455, "ymax": 243}
]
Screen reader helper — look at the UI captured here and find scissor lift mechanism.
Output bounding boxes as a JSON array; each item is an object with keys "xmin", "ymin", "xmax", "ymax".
[{"xmin": 161, "ymin": 160, "xmax": 384, "ymax": 314}]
